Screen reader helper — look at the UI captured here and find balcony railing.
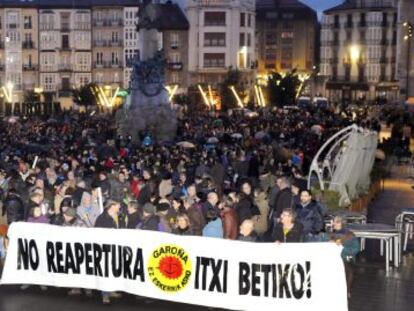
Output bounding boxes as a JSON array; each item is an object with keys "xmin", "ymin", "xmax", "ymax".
[
  {"xmin": 168, "ymin": 62, "xmax": 183, "ymax": 70},
  {"xmin": 58, "ymin": 64, "xmax": 73, "ymax": 71},
  {"xmin": 93, "ymin": 40, "xmax": 123, "ymax": 47},
  {"xmin": 60, "ymin": 23, "xmax": 70, "ymax": 32},
  {"xmin": 73, "ymin": 22, "xmax": 91, "ymax": 30},
  {"xmin": 23, "ymin": 83, "xmax": 36, "ymax": 90},
  {"xmin": 22, "ymin": 41, "xmax": 35, "ymax": 49},
  {"xmin": 92, "ymin": 19, "xmax": 123, "ymax": 27},
  {"xmin": 23, "ymin": 64, "xmax": 39, "ymax": 71},
  {"xmin": 93, "ymin": 61, "xmax": 123, "ymax": 68}
]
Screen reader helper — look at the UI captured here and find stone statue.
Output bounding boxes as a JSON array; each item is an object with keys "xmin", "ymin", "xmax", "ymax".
[{"xmin": 116, "ymin": 0, "xmax": 177, "ymax": 144}]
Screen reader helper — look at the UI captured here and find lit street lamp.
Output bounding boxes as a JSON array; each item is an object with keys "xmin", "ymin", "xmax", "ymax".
[{"xmin": 349, "ymin": 45, "xmax": 361, "ymax": 63}]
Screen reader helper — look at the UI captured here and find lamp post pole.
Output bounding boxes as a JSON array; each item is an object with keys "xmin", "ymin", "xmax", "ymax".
[{"xmin": 403, "ymin": 22, "xmax": 413, "ymax": 99}]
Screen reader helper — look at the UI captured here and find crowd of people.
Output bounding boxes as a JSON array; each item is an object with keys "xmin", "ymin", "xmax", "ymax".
[{"xmin": 0, "ymin": 104, "xmax": 372, "ymax": 303}]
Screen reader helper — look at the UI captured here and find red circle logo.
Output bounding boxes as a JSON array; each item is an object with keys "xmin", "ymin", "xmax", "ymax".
[{"xmin": 158, "ymin": 256, "xmax": 184, "ymax": 280}]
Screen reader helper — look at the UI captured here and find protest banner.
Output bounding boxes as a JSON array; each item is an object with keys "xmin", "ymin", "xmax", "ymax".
[{"xmin": 0, "ymin": 222, "xmax": 348, "ymax": 311}]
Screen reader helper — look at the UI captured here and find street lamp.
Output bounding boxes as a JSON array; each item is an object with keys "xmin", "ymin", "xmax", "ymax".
[
  {"xmin": 349, "ymin": 45, "xmax": 361, "ymax": 63},
  {"xmin": 403, "ymin": 21, "xmax": 413, "ymax": 99}
]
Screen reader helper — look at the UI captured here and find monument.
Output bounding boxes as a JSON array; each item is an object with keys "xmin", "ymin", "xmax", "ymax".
[{"xmin": 116, "ymin": 0, "xmax": 177, "ymax": 143}]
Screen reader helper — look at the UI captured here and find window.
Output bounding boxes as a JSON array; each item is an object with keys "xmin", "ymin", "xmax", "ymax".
[
  {"xmin": 171, "ymin": 72, "xmax": 179, "ymax": 84},
  {"xmin": 247, "ymin": 33, "xmax": 251, "ymax": 47},
  {"xmin": 247, "ymin": 14, "xmax": 251, "ymax": 27},
  {"xmin": 204, "ymin": 12, "xmax": 226, "ymax": 26},
  {"xmin": 240, "ymin": 13, "xmax": 245, "ymax": 27},
  {"xmin": 61, "ymin": 34, "xmax": 69, "ymax": 49},
  {"xmin": 204, "ymin": 33, "xmax": 225, "ymax": 47},
  {"xmin": 24, "ymin": 16, "xmax": 32, "ymax": 29},
  {"xmin": 7, "ymin": 12, "xmax": 19, "ymax": 29},
  {"xmin": 281, "ymin": 48, "xmax": 292, "ymax": 60},
  {"xmin": 346, "ymin": 14, "xmax": 353, "ymax": 27},
  {"xmin": 169, "ymin": 52, "xmax": 180, "ymax": 63},
  {"xmin": 281, "ymin": 31, "xmax": 293, "ymax": 44},
  {"xmin": 170, "ymin": 33, "xmax": 179, "ymax": 48},
  {"xmin": 111, "ymin": 52, "xmax": 119, "ymax": 65},
  {"xmin": 203, "ymin": 53, "xmax": 225, "ymax": 68},
  {"xmin": 265, "ymin": 32, "xmax": 277, "ymax": 45},
  {"xmin": 96, "ymin": 52, "xmax": 103, "ymax": 64},
  {"xmin": 334, "ymin": 15, "xmax": 339, "ymax": 28},
  {"xmin": 239, "ymin": 33, "xmax": 245, "ymax": 47}
]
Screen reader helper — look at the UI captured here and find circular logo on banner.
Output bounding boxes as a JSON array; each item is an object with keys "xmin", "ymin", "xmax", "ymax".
[{"xmin": 147, "ymin": 245, "xmax": 192, "ymax": 293}]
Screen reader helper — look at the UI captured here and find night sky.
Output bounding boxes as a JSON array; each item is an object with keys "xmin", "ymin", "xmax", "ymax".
[{"xmin": 301, "ymin": 0, "xmax": 343, "ymax": 16}]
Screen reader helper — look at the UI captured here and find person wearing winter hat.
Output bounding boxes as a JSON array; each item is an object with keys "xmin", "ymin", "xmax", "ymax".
[
  {"xmin": 156, "ymin": 201, "xmax": 173, "ymax": 233},
  {"xmin": 136, "ymin": 203, "xmax": 161, "ymax": 231}
]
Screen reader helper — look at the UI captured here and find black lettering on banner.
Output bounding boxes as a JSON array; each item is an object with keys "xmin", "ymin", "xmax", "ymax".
[
  {"xmin": 102, "ymin": 244, "xmax": 111, "ymax": 277},
  {"xmin": 223, "ymin": 260, "xmax": 228, "ymax": 294},
  {"xmin": 208, "ymin": 259, "xmax": 223, "ymax": 293},
  {"xmin": 93, "ymin": 243, "xmax": 103, "ymax": 277},
  {"xmin": 272, "ymin": 264, "xmax": 277, "ymax": 298},
  {"xmin": 291, "ymin": 264, "xmax": 305, "ymax": 299},
  {"xmin": 239, "ymin": 262, "xmax": 250, "ymax": 295},
  {"xmin": 85, "ymin": 243, "xmax": 93, "ymax": 275},
  {"xmin": 111, "ymin": 245, "xmax": 122, "ymax": 277},
  {"xmin": 251, "ymin": 264, "xmax": 261, "ymax": 297},
  {"xmin": 261, "ymin": 264, "xmax": 271, "ymax": 297},
  {"xmin": 278, "ymin": 264, "xmax": 292, "ymax": 299},
  {"xmin": 306, "ymin": 261, "xmax": 312, "ymax": 298},
  {"xmin": 46, "ymin": 241, "xmax": 57, "ymax": 273},
  {"xmin": 74, "ymin": 242, "xmax": 84, "ymax": 273},
  {"xmin": 194, "ymin": 256, "xmax": 200, "ymax": 289},
  {"xmin": 17, "ymin": 238, "xmax": 39, "ymax": 271},
  {"xmin": 200, "ymin": 257, "xmax": 209, "ymax": 290},
  {"xmin": 28, "ymin": 240, "xmax": 39, "ymax": 270},
  {"xmin": 55, "ymin": 242, "xmax": 65, "ymax": 273},
  {"xmin": 133, "ymin": 248, "xmax": 145, "ymax": 282},
  {"xmin": 65, "ymin": 243, "xmax": 76, "ymax": 274},
  {"xmin": 123, "ymin": 246, "xmax": 133, "ymax": 279}
]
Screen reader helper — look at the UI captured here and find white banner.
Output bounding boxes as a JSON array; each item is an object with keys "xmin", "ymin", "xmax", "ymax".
[{"xmin": 0, "ymin": 223, "xmax": 348, "ymax": 311}]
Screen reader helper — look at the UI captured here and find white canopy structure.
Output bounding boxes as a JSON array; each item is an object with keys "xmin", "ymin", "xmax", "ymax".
[{"xmin": 307, "ymin": 125, "xmax": 378, "ymax": 207}]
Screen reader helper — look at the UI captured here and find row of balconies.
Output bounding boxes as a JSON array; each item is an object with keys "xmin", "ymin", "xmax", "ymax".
[
  {"xmin": 93, "ymin": 40, "xmax": 123, "ymax": 47},
  {"xmin": 39, "ymin": 23, "xmax": 91, "ymax": 31},
  {"xmin": 322, "ymin": 39, "xmax": 393, "ymax": 46},
  {"xmin": 327, "ymin": 20, "xmax": 395, "ymax": 29},
  {"xmin": 0, "ymin": 61, "xmax": 182, "ymax": 72},
  {"xmin": 92, "ymin": 19, "xmax": 123, "ymax": 27},
  {"xmin": 93, "ymin": 61, "xmax": 123, "ymax": 68},
  {"xmin": 321, "ymin": 57, "xmax": 394, "ymax": 65}
]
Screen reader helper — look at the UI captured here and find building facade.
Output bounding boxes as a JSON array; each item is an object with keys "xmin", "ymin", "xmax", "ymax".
[
  {"xmin": 320, "ymin": 0, "xmax": 399, "ymax": 104},
  {"xmin": 185, "ymin": 0, "xmax": 256, "ymax": 88},
  {"xmin": 0, "ymin": 1, "xmax": 39, "ymax": 103},
  {"xmin": 0, "ymin": 0, "xmax": 189, "ymax": 105},
  {"xmin": 39, "ymin": 3, "xmax": 92, "ymax": 104},
  {"xmin": 397, "ymin": 0, "xmax": 414, "ymax": 99},
  {"xmin": 256, "ymin": 0, "xmax": 317, "ymax": 79}
]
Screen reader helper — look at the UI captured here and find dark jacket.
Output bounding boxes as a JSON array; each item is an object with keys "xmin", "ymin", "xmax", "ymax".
[
  {"xmin": 295, "ymin": 201, "xmax": 323, "ymax": 235},
  {"xmin": 272, "ymin": 188, "xmax": 293, "ymax": 219},
  {"xmin": 236, "ymin": 195, "xmax": 260, "ymax": 225},
  {"xmin": 173, "ymin": 227, "xmax": 194, "ymax": 236},
  {"xmin": 220, "ymin": 207, "xmax": 238, "ymax": 240},
  {"xmin": 186, "ymin": 204, "xmax": 205, "ymax": 236},
  {"xmin": 137, "ymin": 182, "xmax": 153, "ymax": 207},
  {"xmin": 95, "ymin": 210, "xmax": 119, "ymax": 229},
  {"xmin": 237, "ymin": 232, "xmax": 258, "ymax": 242},
  {"xmin": 126, "ymin": 211, "xmax": 141, "ymax": 229},
  {"xmin": 136, "ymin": 214, "xmax": 160, "ymax": 231},
  {"xmin": 272, "ymin": 222, "xmax": 304, "ymax": 243},
  {"xmin": 4, "ymin": 193, "xmax": 26, "ymax": 224}
]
